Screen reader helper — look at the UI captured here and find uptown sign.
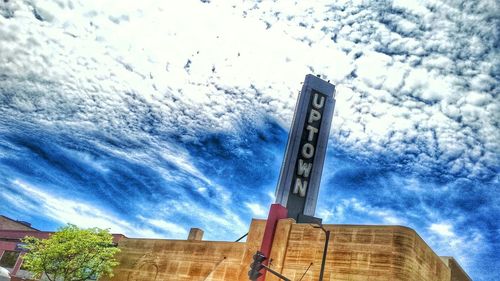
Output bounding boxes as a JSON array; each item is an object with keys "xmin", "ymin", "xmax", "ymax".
[
  {"xmin": 275, "ymin": 75, "xmax": 336, "ymax": 222},
  {"xmin": 292, "ymin": 91, "xmax": 326, "ymax": 198}
]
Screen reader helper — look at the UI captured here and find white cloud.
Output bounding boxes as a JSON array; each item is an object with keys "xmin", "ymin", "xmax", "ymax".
[
  {"xmin": 267, "ymin": 191, "xmax": 276, "ymax": 202},
  {"xmin": 244, "ymin": 202, "xmax": 266, "ymax": 217},
  {"xmin": 349, "ymin": 198, "xmax": 406, "ymax": 225},
  {"xmin": 317, "ymin": 208, "xmax": 336, "ymax": 222},
  {"xmin": 392, "ymin": 0, "xmax": 430, "ymax": 16},
  {"xmin": 155, "ymin": 200, "xmax": 247, "ymax": 240},
  {"xmin": 426, "ymin": 222, "xmax": 484, "ymax": 269},
  {"xmin": 137, "ymin": 216, "xmax": 188, "ymax": 237},
  {"xmin": 0, "ymin": 1, "xmax": 497, "ymax": 278},
  {"xmin": 0, "ymin": 0, "xmax": 497, "ymax": 181},
  {"xmin": 8, "ymin": 179, "xmax": 165, "ymax": 238},
  {"xmin": 320, "ymin": 198, "xmax": 406, "ymax": 225},
  {"xmin": 356, "ymin": 51, "xmax": 392, "ymax": 89},
  {"xmin": 429, "ymin": 222, "xmax": 455, "ymax": 237}
]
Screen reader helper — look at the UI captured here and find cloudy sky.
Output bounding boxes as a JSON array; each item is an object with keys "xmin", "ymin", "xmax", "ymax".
[{"xmin": 0, "ymin": 0, "xmax": 498, "ymax": 279}]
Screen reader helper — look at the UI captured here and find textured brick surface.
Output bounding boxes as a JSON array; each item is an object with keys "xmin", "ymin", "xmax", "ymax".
[
  {"xmin": 104, "ymin": 239, "xmax": 246, "ymax": 281},
  {"xmin": 270, "ymin": 224, "xmax": 451, "ymax": 281},
  {"xmin": 102, "ymin": 220, "xmax": 462, "ymax": 281},
  {"xmin": 440, "ymin": 257, "xmax": 472, "ymax": 281},
  {"xmin": 187, "ymin": 228, "xmax": 204, "ymax": 241},
  {"xmin": 103, "ymin": 220, "xmax": 266, "ymax": 281}
]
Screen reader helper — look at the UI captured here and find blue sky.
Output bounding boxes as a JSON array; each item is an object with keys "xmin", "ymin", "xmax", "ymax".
[{"xmin": 0, "ymin": 0, "xmax": 498, "ymax": 280}]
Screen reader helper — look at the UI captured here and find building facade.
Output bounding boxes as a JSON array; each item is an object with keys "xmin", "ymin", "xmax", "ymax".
[
  {"xmin": 0, "ymin": 215, "xmax": 43, "ymax": 278},
  {"xmin": 102, "ymin": 219, "xmax": 471, "ymax": 281},
  {"xmin": 0, "ymin": 215, "xmax": 125, "ymax": 280}
]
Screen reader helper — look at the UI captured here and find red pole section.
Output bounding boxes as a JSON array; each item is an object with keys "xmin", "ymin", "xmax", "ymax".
[{"xmin": 258, "ymin": 204, "xmax": 288, "ymax": 281}]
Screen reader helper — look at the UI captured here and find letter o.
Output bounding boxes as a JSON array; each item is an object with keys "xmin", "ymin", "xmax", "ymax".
[{"xmin": 301, "ymin": 143, "xmax": 315, "ymax": 159}]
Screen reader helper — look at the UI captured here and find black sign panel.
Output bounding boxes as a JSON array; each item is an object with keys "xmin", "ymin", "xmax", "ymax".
[{"xmin": 286, "ymin": 91, "xmax": 327, "ymax": 219}]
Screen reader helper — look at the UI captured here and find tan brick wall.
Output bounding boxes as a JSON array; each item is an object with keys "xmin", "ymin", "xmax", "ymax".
[
  {"xmin": 102, "ymin": 219, "xmax": 266, "ymax": 281},
  {"xmin": 440, "ymin": 257, "xmax": 472, "ymax": 281},
  {"xmin": 267, "ymin": 224, "xmax": 451, "ymax": 281},
  {"xmin": 107, "ymin": 239, "xmax": 246, "ymax": 281},
  {"xmin": 102, "ymin": 220, "xmax": 454, "ymax": 281}
]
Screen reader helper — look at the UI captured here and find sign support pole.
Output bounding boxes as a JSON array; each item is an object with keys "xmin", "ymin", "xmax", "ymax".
[{"xmin": 258, "ymin": 204, "xmax": 288, "ymax": 281}]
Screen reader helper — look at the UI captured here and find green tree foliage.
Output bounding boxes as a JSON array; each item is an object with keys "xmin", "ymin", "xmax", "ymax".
[{"xmin": 21, "ymin": 224, "xmax": 120, "ymax": 281}]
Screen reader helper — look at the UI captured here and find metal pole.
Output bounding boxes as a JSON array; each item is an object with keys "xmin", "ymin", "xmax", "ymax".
[
  {"xmin": 202, "ymin": 256, "xmax": 226, "ymax": 281},
  {"xmin": 234, "ymin": 232, "xmax": 248, "ymax": 242},
  {"xmin": 318, "ymin": 230, "xmax": 330, "ymax": 281},
  {"xmin": 262, "ymin": 264, "xmax": 292, "ymax": 281}
]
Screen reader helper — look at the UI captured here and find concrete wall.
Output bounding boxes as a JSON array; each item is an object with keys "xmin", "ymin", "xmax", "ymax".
[
  {"xmin": 266, "ymin": 220, "xmax": 451, "ymax": 281},
  {"xmin": 109, "ymin": 239, "xmax": 246, "ymax": 281},
  {"xmin": 103, "ymin": 219, "xmax": 266, "ymax": 281},
  {"xmin": 440, "ymin": 257, "xmax": 472, "ymax": 281},
  {"xmin": 103, "ymin": 219, "xmax": 457, "ymax": 281}
]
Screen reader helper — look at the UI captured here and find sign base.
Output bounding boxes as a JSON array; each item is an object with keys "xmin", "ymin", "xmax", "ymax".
[{"xmin": 296, "ymin": 214, "xmax": 322, "ymax": 225}]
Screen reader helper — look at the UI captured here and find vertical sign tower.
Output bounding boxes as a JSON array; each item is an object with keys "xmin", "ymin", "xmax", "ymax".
[
  {"xmin": 257, "ymin": 75, "xmax": 335, "ymax": 281},
  {"xmin": 275, "ymin": 74, "xmax": 336, "ymax": 223}
]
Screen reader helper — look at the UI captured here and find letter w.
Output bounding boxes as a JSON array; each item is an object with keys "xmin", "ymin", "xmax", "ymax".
[{"xmin": 297, "ymin": 159, "xmax": 312, "ymax": 178}]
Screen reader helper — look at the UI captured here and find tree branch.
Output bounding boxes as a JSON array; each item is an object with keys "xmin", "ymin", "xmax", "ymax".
[{"xmin": 43, "ymin": 263, "xmax": 55, "ymax": 281}]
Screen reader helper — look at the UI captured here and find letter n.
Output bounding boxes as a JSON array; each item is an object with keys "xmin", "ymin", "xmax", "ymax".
[{"xmin": 293, "ymin": 178, "xmax": 308, "ymax": 197}]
